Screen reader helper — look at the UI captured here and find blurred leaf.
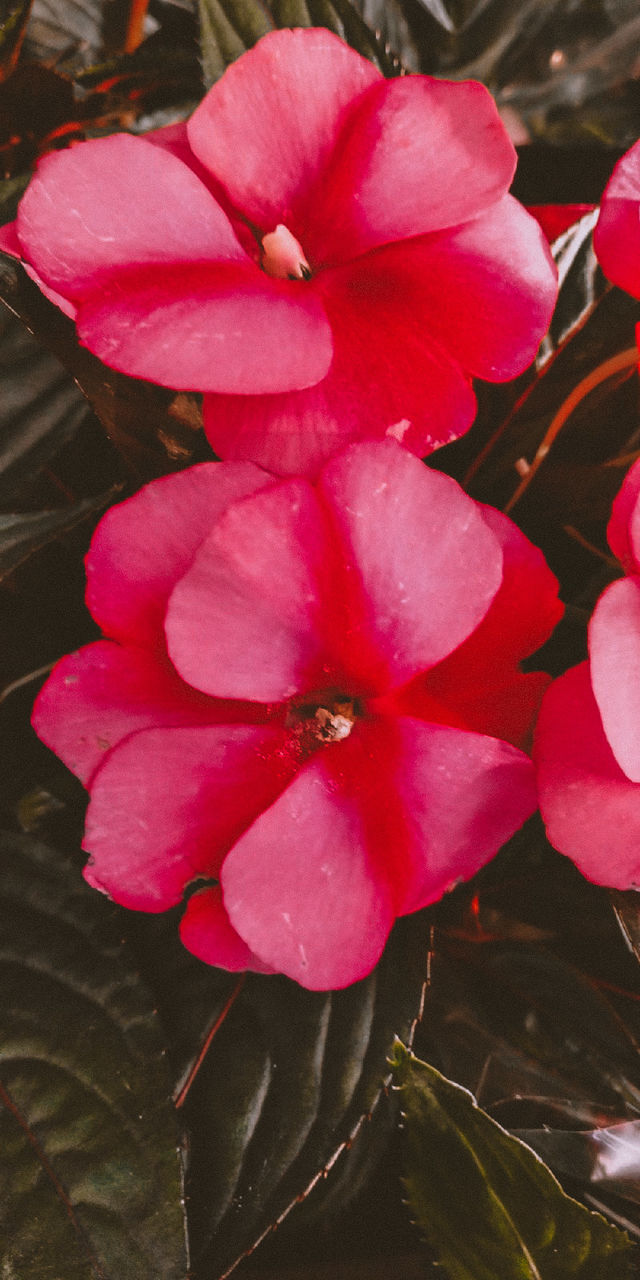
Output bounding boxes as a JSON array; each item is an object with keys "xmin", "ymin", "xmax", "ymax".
[
  {"xmin": 0, "ymin": 286, "xmax": 97, "ymax": 507},
  {"xmin": 0, "ymin": 0, "xmax": 32, "ymax": 80},
  {"xmin": 163, "ymin": 911, "xmax": 430, "ymax": 1278},
  {"xmin": 23, "ymin": 0, "xmax": 106, "ymax": 66},
  {"xmin": 0, "ymin": 830, "xmax": 187, "ymax": 1279},
  {"xmin": 197, "ymin": 0, "xmax": 400, "ymax": 88},
  {"xmin": 0, "ymin": 488, "xmax": 117, "ymax": 580},
  {"xmin": 392, "ymin": 1041, "xmax": 635, "ymax": 1280},
  {"xmin": 512, "ymin": 1121, "xmax": 640, "ymax": 1209}
]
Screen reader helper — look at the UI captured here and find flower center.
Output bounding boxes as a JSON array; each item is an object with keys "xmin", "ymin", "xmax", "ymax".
[
  {"xmin": 287, "ymin": 694, "xmax": 359, "ymax": 755},
  {"xmin": 261, "ymin": 224, "xmax": 312, "ymax": 281}
]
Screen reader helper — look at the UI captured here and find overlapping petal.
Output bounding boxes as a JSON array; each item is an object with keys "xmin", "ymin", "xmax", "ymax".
[
  {"xmin": 589, "ymin": 577, "xmax": 640, "ymax": 784},
  {"xmin": 594, "ymin": 139, "xmax": 640, "ymax": 297},
  {"xmin": 180, "ymin": 885, "xmax": 274, "ymax": 973},
  {"xmin": 607, "ymin": 457, "xmax": 640, "ymax": 574}
]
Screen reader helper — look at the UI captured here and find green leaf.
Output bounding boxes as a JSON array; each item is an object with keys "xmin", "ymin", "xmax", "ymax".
[
  {"xmin": 161, "ymin": 911, "xmax": 430, "ymax": 1277},
  {"xmin": 0, "ymin": 831, "xmax": 188, "ymax": 1279},
  {"xmin": 391, "ymin": 1041, "xmax": 635, "ymax": 1280},
  {"xmin": 197, "ymin": 0, "xmax": 400, "ymax": 89},
  {"xmin": 0, "ymin": 489, "xmax": 118, "ymax": 580}
]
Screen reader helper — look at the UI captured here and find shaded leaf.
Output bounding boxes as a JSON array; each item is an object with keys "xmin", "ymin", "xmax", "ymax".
[
  {"xmin": 0, "ymin": 487, "xmax": 118, "ymax": 580},
  {"xmin": 166, "ymin": 911, "xmax": 430, "ymax": 1278},
  {"xmin": 0, "ymin": 830, "xmax": 187, "ymax": 1279},
  {"xmin": 0, "ymin": 0, "xmax": 32, "ymax": 80},
  {"xmin": 197, "ymin": 0, "xmax": 400, "ymax": 88},
  {"xmin": 391, "ymin": 1041, "xmax": 635, "ymax": 1280}
]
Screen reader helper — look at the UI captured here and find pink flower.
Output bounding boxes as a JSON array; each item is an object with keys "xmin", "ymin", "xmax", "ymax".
[
  {"xmin": 0, "ymin": 29, "xmax": 557, "ymax": 477},
  {"xmin": 33, "ymin": 441, "xmax": 561, "ymax": 989},
  {"xmin": 535, "ymin": 459, "xmax": 640, "ymax": 888},
  {"xmin": 594, "ymin": 140, "xmax": 640, "ymax": 297}
]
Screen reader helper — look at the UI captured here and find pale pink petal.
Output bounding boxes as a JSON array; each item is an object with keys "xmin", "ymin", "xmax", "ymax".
[
  {"xmin": 220, "ymin": 750, "xmax": 396, "ymax": 990},
  {"xmin": 180, "ymin": 885, "xmax": 274, "ymax": 973},
  {"xmin": 307, "ymin": 75, "xmax": 516, "ymax": 263},
  {"xmin": 203, "ymin": 255, "xmax": 478, "ymax": 476},
  {"xmin": 187, "ymin": 27, "xmax": 381, "ymax": 236},
  {"xmin": 83, "ymin": 723, "xmax": 294, "ymax": 910},
  {"xmin": 76, "ymin": 261, "xmax": 333, "ymax": 394},
  {"xmin": 535, "ymin": 662, "xmax": 640, "ymax": 888},
  {"xmin": 165, "ymin": 479, "xmax": 343, "ymax": 702},
  {"xmin": 31, "ymin": 640, "xmax": 220, "ymax": 785},
  {"xmin": 317, "ymin": 441, "xmax": 503, "ymax": 690},
  {"xmin": 17, "ymin": 134, "xmax": 246, "ymax": 297},
  {"xmin": 589, "ymin": 577, "xmax": 640, "ymax": 783},
  {"xmin": 87, "ymin": 462, "xmax": 272, "ymax": 650},
  {"xmin": 607, "ymin": 458, "xmax": 640, "ymax": 574},
  {"xmin": 372, "ymin": 199, "xmax": 556, "ymax": 382},
  {"xmin": 594, "ymin": 140, "xmax": 640, "ymax": 296},
  {"xmin": 380, "ymin": 717, "xmax": 537, "ymax": 915}
]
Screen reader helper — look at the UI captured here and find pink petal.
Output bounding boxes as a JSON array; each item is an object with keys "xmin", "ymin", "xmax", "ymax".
[
  {"xmin": 31, "ymin": 640, "xmax": 220, "ymax": 785},
  {"xmin": 220, "ymin": 750, "xmax": 397, "ymax": 990},
  {"xmin": 372, "ymin": 198, "xmax": 556, "ymax": 382},
  {"xmin": 317, "ymin": 441, "xmax": 503, "ymax": 690},
  {"xmin": 203, "ymin": 253, "xmax": 479, "ymax": 476},
  {"xmin": 187, "ymin": 28, "xmax": 381, "ymax": 237},
  {"xmin": 607, "ymin": 458, "xmax": 640, "ymax": 574},
  {"xmin": 17, "ymin": 134, "xmax": 246, "ymax": 297},
  {"xmin": 381, "ymin": 716, "xmax": 537, "ymax": 915},
  {"xmin": 594, "ymin": 140, "xmax": 640, "ymax": 296},
  {"xmin": 392, "ymin": 669, "xmax": 551, "ymax": 751},
  {"xmin": 180, "ymin": 885, "xmax": 274, "ymax": 973},
  {"xmin": 87, "ymin": 462, "xmax": 272, "ymax": 650},
  {"xmin": 76, "ymin": 260, "xmax": 333, "ymax": 394},
  {"xmin": 589, "ymin": 577, "xmax": 640, "ymax": 783},
  {"xmin": 535, "ymin": 662, "xmax": 640, "ymax": 888},
  {"xmin": 527, "ymin": 204, "xmax": 595, "ymax": 243},
  {"xmin": 307, "ymin": 75, "xmax": 516, "ymax": 263},
  {"xmin": 83, "ymin": 723, "xmax": 294, "ymax": 910},
  {"xmin": 0, "ymin": 218, "xmax": 77, "ymax": 317},
  {"xmin": 165, "ymin": 478, "xmax": 343, "ymax": 702}
]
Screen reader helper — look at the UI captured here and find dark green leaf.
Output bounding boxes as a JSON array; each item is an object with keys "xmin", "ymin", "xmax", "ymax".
[
  {"xmin": 391, "ymin": 1041, "xmax": 635, "ymax": 1280},
  {"xmin": 197, "ymin": 0, "xmax": 400, "ymax": 89},
  {"xmin": 0, "ymin": 488, "xmax": 118, "ymax": 580},
  {"xmin": 0, "ymin": 831, "xmax": 187, "ymax": 1279},
  {"xmin": 169, "ymin": 911, "xmax": 430, "ymax": 1278},
  {"xmin": 0, "ymin": 0, "xmax": 31, "ymax": 78},
  {"xmin": 0, "ymin": 257, "xmax": 209, "ymax": 482}
]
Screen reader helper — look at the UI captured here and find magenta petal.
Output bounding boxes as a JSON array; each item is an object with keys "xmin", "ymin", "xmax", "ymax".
[
  {"xmin": 589, "ymin": 577, "xmax": 640, "ymax": 783},
  {"xmin": 17, "ymin": 134, "xmax": 245, "ymax": 297},
  {"xmin": 594, "ymin": 140, "xmax": 640, "ymax": 296},
  {"xmin": 383, "ymin": 717, "xmax": 537, "ymax": 915},
  {"xmin": 203, "ymin": 256, "xmax": 479, "ymax": 476},
  {"xmin": 32, "ymin": 640, "xmax": 218, "ymax": 785},
  {"xmin": 76, "ymin": 262, "xmax": 333, "ymax": 393},
  {"xmin": 0, "ymin": 218, "xmax": 77, "ymax": 317},
  {"xmin": 87, "ymin": 462, "xmax": 272, "ymax": 650},
  {"xmin": 317, "ymin": 441, "xmax": 503, "ymax": 689},
  {"xmin": 381, "ymin": 199, "xmax": 557, "ymax": 381},
  {"xmin": 166, "ymin": 479, "xmax": 341, "ymax": 702},
  {"xmin": 83, "ymin": 723, "xmax": 293, "ymax": 910},
  {"xmin": 180, "ymin": 886, "xmax": 274, "ymax": 973},
  {"xmin": 187, "ymin": 28, "xmax": 380, "ymax": 235},
  {"xmin": 535, "ymin": 663, "xmax": 640, "ymax": 888},
  {"xmin": 607, "ymin": 458, "xmax": 640, "ymax": 574},
  {"xmin": 310, "ymin": 75, "xmax": 516, "ymax": 262},
  {"xmin": 221, "ymin": 754, "xmax": 396, "ymax": 990}
]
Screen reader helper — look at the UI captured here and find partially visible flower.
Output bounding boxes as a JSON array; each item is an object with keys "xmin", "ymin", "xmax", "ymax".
[
  {"xmin": 535, "ymin": 459, "xmax": 640, "ymax": 887},
  {"xmin": 594, "ymin": 140, "xmax": 640, "ymax": 298},
  {"xmin": 33, "ymin": 441, "xmax": 561, "ymax": 989},
  {"xmin": 527, "ymin": 205, "xmax": 594, "ymax": 244},
  {"xmin": 0, "ymin": 29, "xmax": 557, "ymax": 477}
]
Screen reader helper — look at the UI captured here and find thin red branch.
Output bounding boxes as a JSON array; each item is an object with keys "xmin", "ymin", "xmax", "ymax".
[{"xmin": 174, "ymin": 972, "xmax": 247, "ymax": 1109}]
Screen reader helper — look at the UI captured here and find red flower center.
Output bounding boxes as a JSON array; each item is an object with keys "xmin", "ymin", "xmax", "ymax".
[
  {"xmin": 261, "ymin": 223, "xmax": 312, "ymax": 280},
  {"xmin": 287, "ymin": 692, "xmax": 360, "ymax": 756}
]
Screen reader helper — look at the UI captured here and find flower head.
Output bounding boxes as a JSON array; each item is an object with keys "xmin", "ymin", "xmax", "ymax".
[
  {"xmin": 535, "ymin": 459, "xmax": 640, "ymax": 887},
  {"xmin": 1, "ymin": 29, "xmax": 557, "ymax": 477},
  {"xmin": 34, "ymin": 441, "xmax": 561, "ymax": 989}
]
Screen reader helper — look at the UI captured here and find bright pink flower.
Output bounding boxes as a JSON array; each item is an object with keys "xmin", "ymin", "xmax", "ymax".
[
  {"xmin": 33, "ymin": 441, "xmax": 561, "ymax": 989},
  {"xmin": 0, "ymin": 29, "xmax": 557, "ymax": 477},
  {"xmin": 594, "ymin": 140, "xmax": 640, "ymax": 298},
  {"xmin": 535, "ymin": 459, "xmax": 640, "ymax": 888}
]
